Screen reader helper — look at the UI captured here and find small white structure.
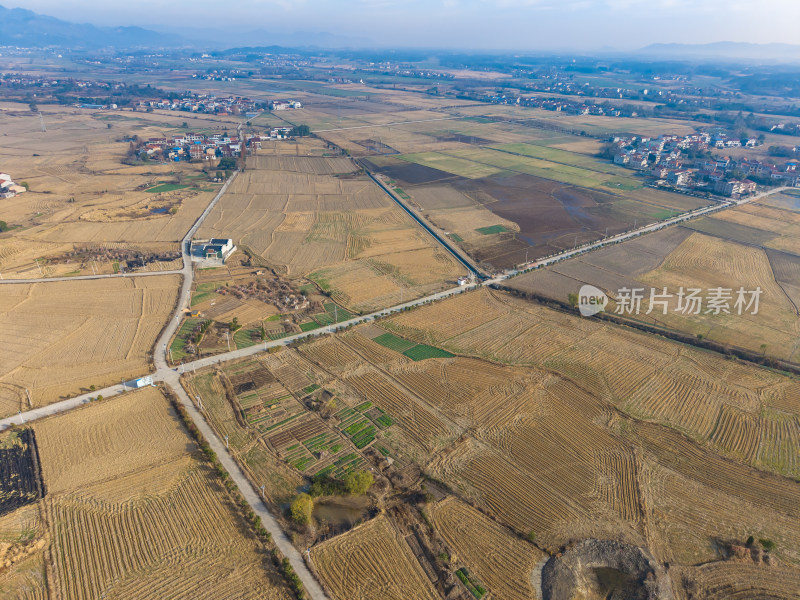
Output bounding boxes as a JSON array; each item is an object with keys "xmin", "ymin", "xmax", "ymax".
[
  {"xmin": 457, "ymin": 276, "xmax": 470, "ymax": 286},
  {"xmin": 130, "ymin": 375, "xmax": 154, "ymax": 388},
  {"xmin": 191, "ymin": 238, "xmax": 236, "ymax": 264}
]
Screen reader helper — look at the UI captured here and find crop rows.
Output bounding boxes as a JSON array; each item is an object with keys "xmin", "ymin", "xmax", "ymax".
[
  {"xmin": 344, "ymin": 372, "xmax": 451, "ymax": 451},
  {"xmin": 311, "ymin": 515, "xmax": 439, "ymax": 600},
  {"xmin": 429, "ymin": 498, "xmax": 544, "ymax": 600},
  {"xmin": 49, "ymin": 466, "xmax": 288, "ymax": 600}
]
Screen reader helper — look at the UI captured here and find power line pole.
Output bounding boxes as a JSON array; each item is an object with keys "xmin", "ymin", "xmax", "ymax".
[{"xmin": 39, "ymin": 112, "xmax": 46, "ymax": 132}]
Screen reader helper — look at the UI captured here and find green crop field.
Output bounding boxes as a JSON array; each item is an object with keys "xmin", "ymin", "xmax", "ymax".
[
  {"xmin": 234, "ymin": 326, "xmax": 261, "ymax": 349},
  {"xmin": 403, "ymin": 344, "xmax": 455, "ymax": 361},
  {"xmin": 492, "ymin": 142, "xmax": 632, "ymax": 177},
  {"xmin": 146, "ymin": 183, "xmax": 189, "ymax": 193},
  {"xmin": 169, "ymin": 318, "xmax": 201, "ymax": 361},
  {"xmin": 475, "ymin": 225, "xmax": 507, "ymax": 235},
  {"xmin": 372, "ymin": 332, "xmax": 417, "ymax": 352},
  {"xmin": 398, "ymin": 152, "xmax": 504, "ymax": 179}
]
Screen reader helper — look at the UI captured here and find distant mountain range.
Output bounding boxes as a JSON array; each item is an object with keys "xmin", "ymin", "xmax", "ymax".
[
  {"xmin": 639, "ymin": 42, "xmax": 800, "ymax": 62},
  {"xmin": 0, "ymin": 5, "xmax": 371, "ymax": 50},
  {"xmin": 0, "ymin": 5, "xmax": 170, "ymax": 49}
]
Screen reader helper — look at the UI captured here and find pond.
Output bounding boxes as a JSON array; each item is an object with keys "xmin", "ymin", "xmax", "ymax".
[{"xmin": 312, "ymin": 496, "xmax": 370, "ymax": 528}]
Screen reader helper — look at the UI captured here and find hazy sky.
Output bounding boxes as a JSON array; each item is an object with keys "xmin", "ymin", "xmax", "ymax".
[{"xmin": 5, "ymin": 0, "xmax": 800, "ymax": 50}]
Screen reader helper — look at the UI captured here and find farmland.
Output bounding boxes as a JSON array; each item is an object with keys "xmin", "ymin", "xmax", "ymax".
[
  {"xmin": 195, "ymin": 154, "xmax": 464, "ymax": 312},
  {"xmin": 0, "ymin": 274, "xmax": 179, "ymax": 416},
  {"xmin": 5, "ymin": 53, "xmax": 800, "ymax": 600},
  {"xmin": 181, "ymin": 349, "xmax": 398, "ymax": 500},
  {"xmin": 429, "ymin": 498, "xmax": 546, "ymax": 600},
  {"xmin": 310, "ymin": 515, "xmax": 439, "ymax": 600},
  {"xmin": 367, "ymin": 155, "xmax": 705, "ymax": 270},
  {"xmin": 0, "ymin": 104, "xmax": 229, "ymax": 277},
  {"xmin": 176, "ymin": 285, "xmax": 800, "ymax": 597},
  {"xmin": 32, "ymin": 386, "xmax": 292, "ymax": 600},
  {"xmin": 509, "ymin": 201, "xmax": 800, "ymax": 362},
  {"xmin": 365, "ymin": 289, "xmax": 800, "ymax": 560}
]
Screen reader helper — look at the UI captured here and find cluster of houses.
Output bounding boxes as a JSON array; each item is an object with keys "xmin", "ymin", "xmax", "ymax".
[
  {"xmin": 610, "ymin": 132, "xmax": 799, "ymax": 196},
  {"xmin": 0, "ymin": 172, "xmax": 26, "ymax": 199},
  {"xmin": 138, "ymin": 127, "xmax": 297, "ymax": 162},
  {"xmin": 479, "ymin": 94, "xmax": 631, "ymax": 117},
  {"xmin": 136, "ymin": 94, "xmax": 258, "ymax": 115}
]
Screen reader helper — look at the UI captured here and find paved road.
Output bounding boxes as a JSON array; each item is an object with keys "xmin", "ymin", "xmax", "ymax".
[
  {"xmin": 153, "ymin": 172, "xmax": 239, "ymax": 372},
  {"xmin": 161, "ymin": 369, "xmax": 329, "ymax": 600},
  {"xmin": 0, "ymin": 282, "xmax": 479, "ymax": 431},
  {"xmin": 0, "ymin": 269, "xmax": 184, "ymax": 285}
]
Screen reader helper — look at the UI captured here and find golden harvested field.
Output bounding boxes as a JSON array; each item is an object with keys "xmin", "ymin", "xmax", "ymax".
[
  {"xmin": 311, "ymin": 515, "xmax": 439, "ymax": 600},
  {"xmin": 33, "ymin": 387, "xmax": 292, "ymax": 600},
  {"xmin": 196, "ymin": 158, "xmax": 463, "ymax": 312},
  {"xmin": 511, "ymin": 225, "xmax": 800, "ymax": 362},
  {"xmin": 0, "ymin": 274, "xmax": 179, "ymax": 416},
  {"xmin": 638, "ymin": 231, "xmax": 800, "ymax": 362},
  {"xmin": 429, "ymin": 498, "xmax": 546, "ymax": 600},
  {"xmin": 369, "ymin": 288, "xmax": 800, "ymax": 566},
  {"xmin": 0, "ymin": 105, "xmax": 225, "ymax": 255}
]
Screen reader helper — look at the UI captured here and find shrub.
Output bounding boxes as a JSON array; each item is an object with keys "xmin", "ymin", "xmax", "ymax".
[
  {"xmin": 343, "ymin": 470, "xmax": 374, "ymax": 495},
  {"xmin": 290, "ymin": 493, "xmax": 313, "ymax": 525}
]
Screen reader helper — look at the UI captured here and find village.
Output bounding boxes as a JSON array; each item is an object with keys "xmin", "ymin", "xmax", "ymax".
[
  {"xmin": 136, "ymin": 126, "xmax": 298, "ymax": 161},
  {"xmin": 608, "ymin": 131, "xmax": 800, "ymax": 197}
]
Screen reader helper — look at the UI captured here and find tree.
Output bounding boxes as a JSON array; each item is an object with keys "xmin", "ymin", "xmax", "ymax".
[
  {"xmin": 289, "ymin": 124, "xmax": 311, "ymax": 137},
  {"xmin": 567, "ymin": 293, "xmax": 579, "ymax": 308},
  {"xmin": 229, "ymin": 317, "xmax": 242, "ymax": 332},
  {"xmin": 19, "ymin": 182, "xmax": 29, "ymax": 191},
  {"xmin": 0, "ymin": 221, "xmax": 8, "ymax": 233},
  {"xmin": 290, "ymin": 493, "xmax": 314, "ymax": 525},
  {"xmin": 344, "ymin": 470, "xmax": 373, "ymax": 495},
  {"xmin": 218, "ymin": 157, "xmax": 236, "ymax": 170}
]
